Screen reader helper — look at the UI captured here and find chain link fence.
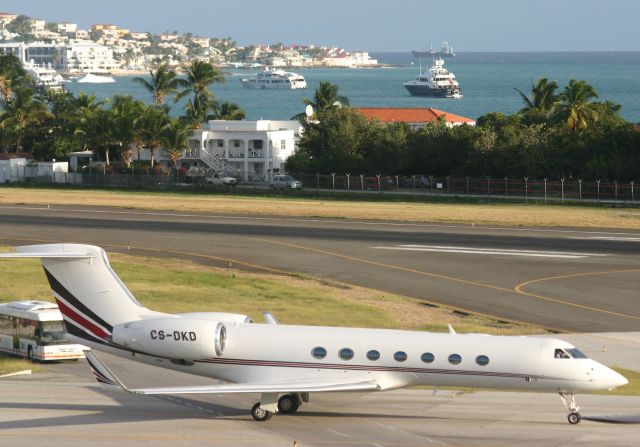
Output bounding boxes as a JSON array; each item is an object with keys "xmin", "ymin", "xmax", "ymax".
[{"xmin": 2, "ymin": 168, "xmax": 637, "ymax": 205}]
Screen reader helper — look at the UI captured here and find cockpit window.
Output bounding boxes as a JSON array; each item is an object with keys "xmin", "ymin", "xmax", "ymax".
[
  {"xmin": 567, "ymin": 348, "xmax": 588, "ymax": 359},
  {"xmin": 554, "ymin": 348, "xmax": 570, "ymax": 359}
]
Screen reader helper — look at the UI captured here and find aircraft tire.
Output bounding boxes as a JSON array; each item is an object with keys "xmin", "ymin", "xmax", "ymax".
[
  {"xmin": 277, "ymin": 394, "xmax": 300, "ymax": 414},
  {"xmin": 567, "ymin": 412, "xmax": 581, "ymax": 424},
  {"xmin": 251, "ymin": 402, "xmax": 273, "ymax": 421}
]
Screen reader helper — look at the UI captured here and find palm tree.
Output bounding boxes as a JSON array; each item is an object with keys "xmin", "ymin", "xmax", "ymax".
[
  {"xmin": 183, "ymin": 93, "xmax": 215, "ymax": 126},
  {"xmin": 293, "ymin": 81, "xmax": 349, "ymax": 119},
  {"xmin": 109, "ymin": 95, "xmax": 146, "ymax": 167},
  {"xmin": 132, "ymin": 64, "xmax": 182, "ymax": 106},
  {"xmin": 213, "ymin": 101, "xmax": 246, "ymax": 120},
  {"xmin": 176, "ymin": 60, "xmax": 224, "ymax": 103},
  {"xmin": 0, "ymin": 86, "xmax": 51, "ymax": 151},
  {"xmin": 0, "ymin": 54, "xmax": 29, "ymax": 109},
  {"xmin": 162, "ymin": 117, "xmax": 194, "ymax": 174},
  {"xmin": 514, "ymin": 78, "xmax": 559, "ymax": 115},
  {"xmin": 74, "ymin": 107, "xmax": 114, "ymax": 165},
  {"xmin": 553, "ymin": 79, "xmax": 600, "ymax": 133},
  {"xmin": 0, "ymin": 76, "xmax": 14, "ymax": 107},
  {"xmin": 139, "ymin": 105, "xmax": 170, "ymax": 167}
]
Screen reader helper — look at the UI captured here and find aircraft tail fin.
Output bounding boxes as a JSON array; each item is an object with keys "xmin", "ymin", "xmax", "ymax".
[{"xmin": 0, "ymin": 244, "xmax": 161, "ymax": 346}]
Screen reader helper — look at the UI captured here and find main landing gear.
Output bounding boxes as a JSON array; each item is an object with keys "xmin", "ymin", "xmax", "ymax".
[
  {"xmin": 559, "ymin": 392, "xmax": 581, "ymax": 424},
  {"xmin": 251, "ymin": 393, "xmax": 304, "ymax": 421}
]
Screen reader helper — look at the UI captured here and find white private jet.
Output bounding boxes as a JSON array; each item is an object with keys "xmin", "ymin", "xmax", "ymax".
[{"xmin": 0, "ymin": 244, "xmax": 628, "ymax": 423}]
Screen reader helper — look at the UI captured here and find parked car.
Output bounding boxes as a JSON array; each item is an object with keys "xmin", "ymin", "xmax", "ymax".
[
  {"xmin": 206, "ymin": 172, "xmax": 237, "ymax": 187},
  {"xmin": 270, "ymin": 175, "xmax": 302, "ymax": 189}
]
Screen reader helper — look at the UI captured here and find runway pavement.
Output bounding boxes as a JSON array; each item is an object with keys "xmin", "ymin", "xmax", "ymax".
[
  {"xmin": 0, "ymin": 204, "xmax": 639, "ymax": 332},
  {"xmin": 0, "ymin": 355, "xmax": 639, "ymax": 447}
]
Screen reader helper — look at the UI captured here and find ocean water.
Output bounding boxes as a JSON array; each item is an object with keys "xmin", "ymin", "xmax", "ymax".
[{"xmin": 65, "ymin": 52, "xmax": 640, "ymax": 122}]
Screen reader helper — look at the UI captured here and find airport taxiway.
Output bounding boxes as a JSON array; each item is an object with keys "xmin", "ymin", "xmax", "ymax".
[
  {"xmin": 1, "ymin": 354, "xmax": 639, "ymax": 447},
  {"xmin": 0, "ymin": 204, "xmax": 639, "ymax": 332}
]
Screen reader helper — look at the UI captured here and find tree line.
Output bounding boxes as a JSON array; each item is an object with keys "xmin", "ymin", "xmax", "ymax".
[
  {"xmin": 0, "ymin": 54, "xmax": 245, "ymax": 169},
  {"xmin": 287, "ymin": 79, "xmax": 640, "ymax": 181}
]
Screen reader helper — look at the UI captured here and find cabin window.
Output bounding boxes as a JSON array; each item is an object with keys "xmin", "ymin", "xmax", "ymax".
[
  {"xmin": 566, "ymin": 348, "xmax": 588, "ymax": 359},
  {"xmin": 421, "ymin": 352, "xmax": 435, "ymax": 363},
  {"xmin": 448, "ymin": 354, "xmax": 462, "ymax": 365},
  {"xmin": 394, "ymin": 351, "xmax": 408, "ymax": 362},
  {"xmin": 311, "ymin": 346, "xmax": 326, "ymax": 359},
  {"xmin": 476, "ymin": 355, "xmax": 490, "ymax": 366},
  {"xmin": 339, "ymin": 348, "xmax": 354, "ymax": 361},
  {"xmin": 554, "ymin": 349, "xmax": 570, "ymax": 359},
  {"xmin": 366, "ymin": 350, "xmax": 380, "ymax": 361}
]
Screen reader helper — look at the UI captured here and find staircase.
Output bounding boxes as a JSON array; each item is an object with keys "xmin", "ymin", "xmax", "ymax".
[{"xmin": 200, "ymin": 146, "xmax": 239, "ymax": 175}]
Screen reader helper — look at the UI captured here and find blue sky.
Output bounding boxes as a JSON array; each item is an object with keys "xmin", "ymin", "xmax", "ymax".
[{"xmin": 2, "ymin": 0, "xmax": 638, "ymax": 51}]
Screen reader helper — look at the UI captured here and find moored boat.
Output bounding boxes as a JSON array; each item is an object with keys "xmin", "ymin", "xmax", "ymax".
[
  {"xmin": 403, "ymin": 58, "xmax": 462, "ymax": 98},
  {"xmin": 76, "ymin": 73, "xmax": 116, "ymax": 84},
  {"xmin": 240, "ymin": 68, "xmax": 306, "ymax": 90}
]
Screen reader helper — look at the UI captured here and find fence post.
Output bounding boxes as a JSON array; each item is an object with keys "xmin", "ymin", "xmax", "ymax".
[
  {"xmin": 376, "ymin": 174, "xmax": 381, "ymax": 192},
  {"xmin": 412, "ymin": 175, "xmax": 416, "ymax": 193},
  {"xmin": 346, "ymin": 173, "xmax": 350, "ymax": 190},
  {"xmin": 524, "ymin": 177, "xmax": 528, "ymax": 204},
  {"xmin": 614, "ymin": 181, "xmax": 618, "ymax": 202},
  {"xmin": 465, "ymin": 176, "xmax": 469, "ymax": 195},
  {"xmin": 578, "ymin": 179, "xmax": 582, "ymax": 199},
  {"xmin": 360, "ymin": 174, "xmax": 364, "ymax": 191},
  {"xmin": 395, "ymin": 175, "xmax": 399, "ymax": 190},
  {"xmin": 544, "ymin": 178, "xmax": 547, "ymax": 204},
  {"xmin": 429, "ymin": 175, "xmax": 434, "ymax": 195},
  {"xmin": 504, "ymin": 177, "xmax": 508, "ymax": 196},
  {"xmin": 597, "ymin": 180, "xmax": 601, "ymax": 201},
  {"xmin": 561, "ymin": 177, "xmax": 565, "ymax": 204},
  {"xmin": 487, "ymin": 176, "xmax": 491, "ymax": 195},
  {"xmin": 316, "ymin": 173, "xmax": 319, "ymax": 193},
  {"xmin": 446, "ymin": 176, "xmax": 450, "ymax": 195},
  {"xmin": 331, "ymin": 172, "xmax": 335, "ymax": 190},
  {"xmin": 631, "ymin": 181, "xmax": 635, "ymax": 203}
]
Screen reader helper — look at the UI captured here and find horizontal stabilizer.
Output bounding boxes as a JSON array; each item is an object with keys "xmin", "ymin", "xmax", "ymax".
[{"xmin": 0, "ymin": 244, "xmax": 94, "ymax": 259}]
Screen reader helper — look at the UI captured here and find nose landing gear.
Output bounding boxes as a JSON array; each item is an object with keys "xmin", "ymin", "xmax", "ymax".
[{"xmin": 559, "ymin": 393, "xmax": 581, "ymax": 424}]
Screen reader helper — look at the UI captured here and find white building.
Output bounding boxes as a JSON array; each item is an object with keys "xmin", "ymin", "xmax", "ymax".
[
  {"xmin": 56, "ymin": 41, "xmax": 119, "ymax": 72},
  {"xmin": 57, "ymin": 22, "xmax": 78, "ymax": 33},
  {"xmin": 182, "ymin": 120, "xmax": 302, "ymax": 181},
  {"xmin": 0, "ymin": 42, "xmax": 57, "ymax": 66},
  {"xmin": 29, "ymin": 19, "xmax": 46, "ymax": 33}
]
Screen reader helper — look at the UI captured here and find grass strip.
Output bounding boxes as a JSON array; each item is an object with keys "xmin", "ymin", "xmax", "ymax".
[{"xmin": 1, "ymin": 185, "xmax": 639, "ymax": 229}]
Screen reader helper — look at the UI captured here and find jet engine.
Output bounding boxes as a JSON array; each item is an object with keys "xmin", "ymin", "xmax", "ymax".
[{"xmin": 112, "ymin": 317, "xmax": 226, "ymax": 360}]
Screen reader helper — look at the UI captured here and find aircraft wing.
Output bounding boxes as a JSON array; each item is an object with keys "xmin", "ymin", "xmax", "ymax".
[{"xmin": 85, "ymin": 351, "xmax": 380, "ymax": 395}]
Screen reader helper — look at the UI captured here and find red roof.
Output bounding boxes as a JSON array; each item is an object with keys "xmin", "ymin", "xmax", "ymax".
[{"xmin": 357, "ymin": 107, "xmax": 475, "ymax": 125}]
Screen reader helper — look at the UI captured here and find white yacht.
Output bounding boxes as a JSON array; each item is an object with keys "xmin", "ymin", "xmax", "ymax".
[
  {"xmin": 403, "ymin": 58, "xmax": 462, "ymax": 98},
  {"xmin": 76, "ymin": 73, "xmax": 116, "ymax": 84},
  {"xmin": 240, "ymin": 68, "xmax": 307, "ymax": 90},
  {"xmin": 25, "ymin": 61, "xmax": 66, "ymax": 91}
]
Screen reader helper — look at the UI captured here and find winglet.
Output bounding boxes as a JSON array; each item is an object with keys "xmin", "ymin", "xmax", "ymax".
[
  {"xmin": 84, "ymin": 351, "xmax": 137, "ymax": 394},
  {"xmin": 448, "ymin": 324, "xmax": 456, "ymax": 334}
]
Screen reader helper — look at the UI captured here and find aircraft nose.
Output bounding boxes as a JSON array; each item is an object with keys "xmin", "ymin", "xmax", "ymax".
[{"xmin": 603, "ymin": 367, "xmax": 628, "ymax": 389}]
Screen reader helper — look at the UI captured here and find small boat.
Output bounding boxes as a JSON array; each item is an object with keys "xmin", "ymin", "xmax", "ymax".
[
  {"xmin": 240, "ymin": 68, "xmax": 307, "ymax": 90},
  {"xmin": 76, "ymin": 73, "xmax": 116, "ymax": 84},
  {"xmin": 403, "ymin": 58, "xmax": 462, "ymax": 98}
]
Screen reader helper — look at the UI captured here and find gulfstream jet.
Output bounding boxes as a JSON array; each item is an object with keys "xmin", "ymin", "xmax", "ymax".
[{"xmin": 0, "ymin": 244, "xmax": 628, "ymax": 423}]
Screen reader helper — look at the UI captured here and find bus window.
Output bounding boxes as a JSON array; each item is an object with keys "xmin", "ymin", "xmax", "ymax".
[
  {"xmin": 19, "ymin": 319, "xmax": 37, "ymax": 341},
  {"xmin": 38, "ymin": 321, "xmax": 69, "ymax": 345}
]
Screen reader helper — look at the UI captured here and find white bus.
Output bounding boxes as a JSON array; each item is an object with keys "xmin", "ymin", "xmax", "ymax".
[{"xmin": 0, "ymin": 301, "xmax": 87, "ymax": 361}]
